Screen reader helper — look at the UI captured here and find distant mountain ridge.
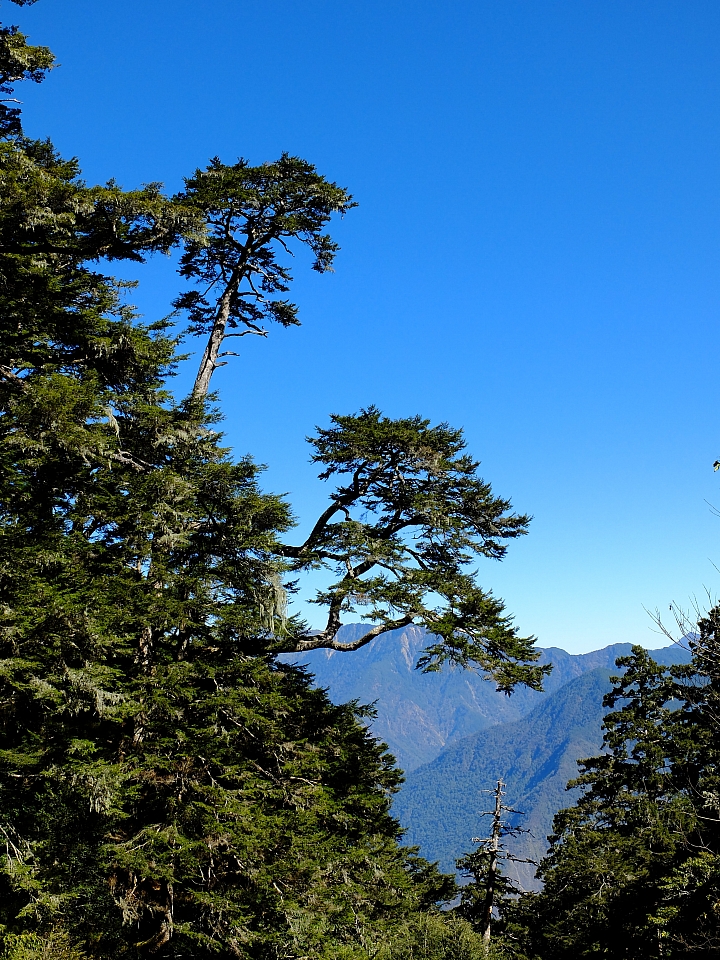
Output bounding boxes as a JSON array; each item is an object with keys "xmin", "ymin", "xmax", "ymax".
[
  {"xmin": 283, "ymin": 625, "xmax": 690, "ymax": 889},
  {"xmin": 283, "ymin": 624, "xmax": 689, "ymax": 771},
  {"xmin": 394, "ymin": 667, "xmax": 614, "ymax": 889}
]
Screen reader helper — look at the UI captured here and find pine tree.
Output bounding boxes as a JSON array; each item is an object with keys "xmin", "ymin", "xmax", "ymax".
[
  {"xmin": 0, "ymin": 4, "xmax": 545, "ymax": 955},
  {"xmin": 172, "ymin": 155, "xmax": 356, "ymax": 400},
  {"xmin": 167, "ymin": 147, "xmax": 549, "ymax": 690},
  {"xmin": 509, "ymin": 638, "xmax": 720, "ymax": 959},
  {"xmin": 276, "ymin": 410, "xmax": 548, "ymax": 692},
  {"xmin": 455, "ymin": 780, "xmax": 533, "ymax": 955}
]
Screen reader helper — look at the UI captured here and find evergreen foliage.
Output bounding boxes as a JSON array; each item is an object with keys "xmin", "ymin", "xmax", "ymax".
[
  {"xmin": 0, "ymin": 0, "xmax": 53, "ymax": 137},
  {"xmin": 0, "ymin": 5, "xmax": 543, "ymax": 957},
  {"xmin": 372, "ymin": 913, "xmax": 491, "ymax": 960},
  {"xmin": 280, "ymin": 409, "xmax": 549, "ymax": 692},
  {"xmin": 506, "ymin": 632, "xmax": 720, "ymax": 959},
  {"xmin": 173, "ymin": 155, "xmax": 356, "ymax": 399}
]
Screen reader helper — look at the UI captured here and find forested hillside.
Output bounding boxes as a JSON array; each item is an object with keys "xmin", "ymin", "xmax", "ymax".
[
  {"xmin": 0, "ymin": 4, "xmax": 543, "ymax": 957},
  {"xmin": 397, "ymin": 668, "xmax": 619, "ymax": 888},
  {"xmin": 294, "ymin": 633, "xmax": 690, "ymax": 890},
  {"xmin": 288, "ymin": 624, "xmax": 689, "ymax": 770}
]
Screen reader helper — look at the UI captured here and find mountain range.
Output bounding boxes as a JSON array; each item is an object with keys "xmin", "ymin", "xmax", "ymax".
[{"xmin": 283, "ymin": 625, "xmax": 690, "ymax": 888}]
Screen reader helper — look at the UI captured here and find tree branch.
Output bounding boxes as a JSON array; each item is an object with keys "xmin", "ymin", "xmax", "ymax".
[{"xmin": 294, "ymin": 614, "xmax": 415, "ymax": 653}]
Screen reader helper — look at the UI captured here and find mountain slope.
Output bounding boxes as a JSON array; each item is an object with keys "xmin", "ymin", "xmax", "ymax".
[
  {"xmin": 392, "ymin": 667, "xmax": 615, "ymax": 889},
  {"xmin": 286, "ymin": 626, "xmax": 690, "ymax": 888},
  {"xmin": 284, "ymin": 624, "xmax": 689, "ymax": 771}
]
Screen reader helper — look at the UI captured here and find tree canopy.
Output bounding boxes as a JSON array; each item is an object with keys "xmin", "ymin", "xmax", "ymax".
[
  {"xmin": 174, "ymin": 155, "xmax": 355, "ymax": 398},
  {"xmin": 0, "ymin": 5, "xmax": 545, "ymax": 958},
  {"xmin": 503, "ymin": 630, "xmax": 720, "ymax": 959},
  {"xmin": 279, "ymin": 408, "xmax": 548, "ymax": 692}
]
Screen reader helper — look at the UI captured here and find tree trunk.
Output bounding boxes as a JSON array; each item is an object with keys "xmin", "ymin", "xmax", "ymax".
[
  {"xmin": 192, "ymin": 277, "xmax": 236, "ymax": 399},
  {"xmin": 481, "ymin": 780, "xmax": 504, "ymax": 944}
]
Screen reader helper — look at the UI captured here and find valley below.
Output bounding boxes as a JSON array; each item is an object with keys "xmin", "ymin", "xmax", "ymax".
[{"xmin": 284, "ymin": 625, "xmax": 690, "ymax": 889}]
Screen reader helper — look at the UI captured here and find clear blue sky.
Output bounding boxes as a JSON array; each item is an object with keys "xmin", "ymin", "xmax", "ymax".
[{"xmin": 15, "ymin": 0, "xmax": 720, "ymax": 653}]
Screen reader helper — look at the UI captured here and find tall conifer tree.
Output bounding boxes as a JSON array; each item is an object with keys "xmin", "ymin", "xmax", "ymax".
[
  {"xmin": 507, "ymin": 634, "xmax": 720, "ymax": 959},
  {"xmin": 0, "ymin": 4, "xmax": 543, "ymax": 956}
]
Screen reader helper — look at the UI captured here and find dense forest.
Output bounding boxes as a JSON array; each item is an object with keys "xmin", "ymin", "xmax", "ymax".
[{"xmin": 1, "ymin": 2, "xmax": 719, "ymax": 958}]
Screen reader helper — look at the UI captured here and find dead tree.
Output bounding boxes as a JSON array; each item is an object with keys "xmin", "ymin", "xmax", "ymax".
[{"xmin": 457, "ymin": 779, "xmax": 535, "ymax": 946}]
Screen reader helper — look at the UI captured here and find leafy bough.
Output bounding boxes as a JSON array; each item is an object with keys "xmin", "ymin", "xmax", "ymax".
[{"xmin": 277, "ymin": 408, "xmax": 549, "ymax": 693}]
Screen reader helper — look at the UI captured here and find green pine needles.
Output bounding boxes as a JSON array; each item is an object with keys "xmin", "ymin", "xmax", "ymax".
[
  {"xmin": 0, "ymin": 4, "xmax": 544, "ymax": 958},
  {"xmin": 499, "ymin": 633, "xmax": 720, "ymax": 959}
]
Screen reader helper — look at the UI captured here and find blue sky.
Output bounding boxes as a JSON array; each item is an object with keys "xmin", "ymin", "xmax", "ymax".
[{"xmin": 15, "ymin": 0, "xmax": 720, "ymax": 653}]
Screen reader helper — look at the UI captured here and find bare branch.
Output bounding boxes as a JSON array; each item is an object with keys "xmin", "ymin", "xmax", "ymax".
[{"xmin": 294, "ymin": 615, "xmax": 414, "ymax": 653}]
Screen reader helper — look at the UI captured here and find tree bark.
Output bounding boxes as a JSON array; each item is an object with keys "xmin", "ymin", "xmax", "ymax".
[
  {"xmin": 481, "ymin": 780, "xmax": 504, "ymax": 945},
  {"xmin": 192, "ymin": 276, "xmax": 237, "ymax": 399}
]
